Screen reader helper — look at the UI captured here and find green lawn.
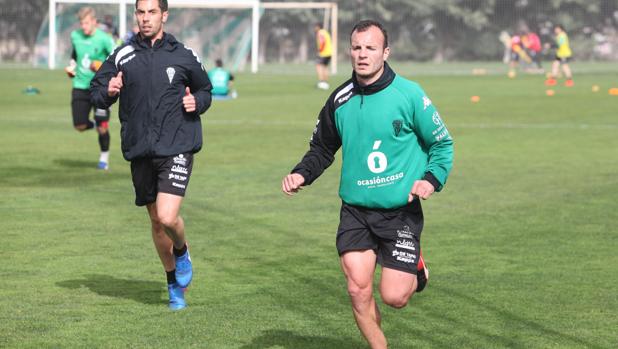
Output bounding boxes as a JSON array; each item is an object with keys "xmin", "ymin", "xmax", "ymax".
[{"xmin": 0, "ymin": 64, "xmax": 616, "ymax": 348}]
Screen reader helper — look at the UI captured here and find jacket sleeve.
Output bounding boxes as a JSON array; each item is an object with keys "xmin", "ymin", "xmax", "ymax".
[
  {"xmin": 291, "ymin": 99, "xmax": 341, "ymax": 185},
  {"xmin": 186, "ymin": 53, "xmax": 212, "ymax": 115},
  {"xmin": 90, "ymin": 47, "xmax": 121, "ymax": 109},
  {"xmin": 411, "ymin": 89, "xmax": 454, "ymax": 192}
]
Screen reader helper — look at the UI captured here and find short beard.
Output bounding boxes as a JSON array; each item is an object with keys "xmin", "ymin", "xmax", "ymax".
[{"xmin": 355, "ymin": 64, "xmax": 384, "ymax": 84}]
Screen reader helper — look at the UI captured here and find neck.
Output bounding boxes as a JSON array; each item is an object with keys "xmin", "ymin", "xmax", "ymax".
[
  {"xmin": 140, "ymin": 31, "xmax": 164, "ymax": 46},
  {"xmin": 150, "ymin": 31, "xmax": 164, "ymax": 45}
]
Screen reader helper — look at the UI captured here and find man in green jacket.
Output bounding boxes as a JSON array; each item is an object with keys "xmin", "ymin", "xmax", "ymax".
[
  {"xmin": 66, "ymin": 7, "xmax": 115, "ymax": 170},
  {"xmin": 281, "ymin": 20, "xmax": 454, "ymax": 349}
]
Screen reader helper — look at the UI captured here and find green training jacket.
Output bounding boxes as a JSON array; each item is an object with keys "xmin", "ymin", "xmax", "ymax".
[
  {"xmin": 292, "ymin": 62, "xmax": 454, "ymax": 209},
  {"xmin": 70, "ymin": 28, "xmax": 115, "ymax": 90}
]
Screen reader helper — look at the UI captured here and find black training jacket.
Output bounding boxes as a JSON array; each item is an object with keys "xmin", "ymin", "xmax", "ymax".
[{"xmin": 90, "ymin": 33, "xmax": 212, "ymax": 160}]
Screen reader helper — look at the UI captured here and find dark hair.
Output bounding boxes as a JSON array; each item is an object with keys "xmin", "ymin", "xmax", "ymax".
[
  {"xmin": 315, "ymin": 23, "xmax": 323, "ymax": 29},
  {"xmin": 350, "ymin": 20, "xmax": 388, "ymax": 49},
  {"xmin": 555, "ymin": 24, "xmax": 564, "ymax": 31},
  {"xmin": 135, "ymin": 0, "xmax": 168, "ymax": 12},
  {"xmin": 215, "ymin": 59, "xmax": 223, "ymax": 67}
]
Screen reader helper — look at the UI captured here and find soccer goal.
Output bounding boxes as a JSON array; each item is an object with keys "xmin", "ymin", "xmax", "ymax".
[{"xmin": 45, "ymin": 0, "xmax": 337, "ymax": 73}]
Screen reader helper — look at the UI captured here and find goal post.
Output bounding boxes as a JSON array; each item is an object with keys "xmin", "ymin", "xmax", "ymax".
[
  {"xmin": 47, "ymin": 0, "xmax": 337, "ymax": 73},
  {"xmin": 260, "ymin": 2, "xmax": 338, "ymax": 74}
]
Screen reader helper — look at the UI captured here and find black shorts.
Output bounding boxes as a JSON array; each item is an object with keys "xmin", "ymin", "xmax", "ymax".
[
  {"xmin": 554, "ymin": 56, "xmax": 570, "ymax": 63},
  {"xmin": 71, "ymin": 88, "xmax": 110, "ymax": 127},
  {"xmin": 130, "ymin": 153, "xmax": 194, "ymax": 206},
  {"xmin": 336, "ymin": 201, "xmax": 424, "ymax": 275},
  {"xmin": 316, "ymin": 56, "xmax": 331, "ymax": 66}
]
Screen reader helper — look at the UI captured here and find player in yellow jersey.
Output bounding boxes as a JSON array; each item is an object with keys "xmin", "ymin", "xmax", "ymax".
[
  {"xmin": 314, "ymin": 23, "xmax": 332, "ymax": 90},
  {"xmin": 545, "ymin": 24, "xmax": 574, "ymax": 87}
]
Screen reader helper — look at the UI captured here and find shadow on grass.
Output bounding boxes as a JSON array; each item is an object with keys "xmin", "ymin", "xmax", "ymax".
[
  {"xmin": 53, "ymin": 158, "xmax": 94, "ymax": 169},
  {"xmin": 0, "ymin": 158, "xmax": 125, "ymax": 187},
  {"xmin": 56, "ymin": 274, "xmax": 164, "ymax": 305},
  {"xmin": 240, "ymin": 329, "xmax": 363, "ymax": 349}
]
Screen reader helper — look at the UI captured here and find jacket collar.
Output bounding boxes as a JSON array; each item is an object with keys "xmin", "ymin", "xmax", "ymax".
[
  {"xmin": 132, "ymin": 32, "xmax": 177, "ymax": 51},
  {"xmin": 352, "ymin": 61, "xmax": 396, "ymax": 95}
]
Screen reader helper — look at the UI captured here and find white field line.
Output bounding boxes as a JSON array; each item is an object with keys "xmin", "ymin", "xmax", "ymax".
[
  {"xmin": 13, "ymin": 117, "xmax": 617, "ymax": 130},
  {"xmin": 203, "ymin": 119, "xmax": 618, "ymax": 130}
]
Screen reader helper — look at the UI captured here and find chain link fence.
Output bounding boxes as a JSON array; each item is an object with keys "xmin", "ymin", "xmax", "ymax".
[{"xmin": 1, "ymin": 0, "xmax": 617, "ymax": 68}]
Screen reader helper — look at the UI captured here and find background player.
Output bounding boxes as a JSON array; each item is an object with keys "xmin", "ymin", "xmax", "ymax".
[
  {"xmin": 65, "ymin": 7, "xmax": 115, "ymax": 170},
  {"xmin": 208, "ymin": 58, "xmax": 236, "ymax": 100},
  {"xmin": 545, "ymin": 24, "xmax": 574, "ymax": 87},
  {"xmin": 314, "ymin": 23, "xmax": 333, "ymax": 90}
]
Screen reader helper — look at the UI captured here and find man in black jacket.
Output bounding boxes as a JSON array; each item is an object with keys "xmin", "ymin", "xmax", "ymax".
[{"xmin": 90, "ymin": 0, "xmax": 212, "ymax": 311}]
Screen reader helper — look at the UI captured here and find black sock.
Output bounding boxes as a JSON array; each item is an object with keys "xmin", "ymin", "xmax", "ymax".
[
  {"xmin": 173, "ymin": 243, "xmax": 187, "ymax": 257},
  {"xmin": 98, "ymin": 131, "xmax": 110, "ymax": 152},
  {"xmin": 166, "ymin": 270, "xmax": 176, "ymax": 285}
]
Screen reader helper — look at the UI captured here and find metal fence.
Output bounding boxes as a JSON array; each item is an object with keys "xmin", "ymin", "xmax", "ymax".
[{"xmin": 1, "ymin": 0, "xmax": 617, "ymax": 67}]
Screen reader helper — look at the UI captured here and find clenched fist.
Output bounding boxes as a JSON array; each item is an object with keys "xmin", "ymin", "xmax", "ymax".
[{"xmin": 108, "ymin": 71, "xmax": 123, "ymax": 97}]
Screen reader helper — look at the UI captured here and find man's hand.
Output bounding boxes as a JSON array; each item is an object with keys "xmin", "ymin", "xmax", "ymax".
[
  {"xmin": 108, "ymin": 71, "xmax": 123, "ymax": 97},
  {"xmin": 65, "ymin": 60, "xmax": 76, "ymax": 78},
  {"xmin": 282, "ymin": 173, "xmax": 305, "ymax": 196},
  {"xmin": 183, "ymin": 87, "xmax": 196, "ymax": 112},
  {"xmin": 408, "ymin": 180, "xmax": 435, "ymax": 202}
]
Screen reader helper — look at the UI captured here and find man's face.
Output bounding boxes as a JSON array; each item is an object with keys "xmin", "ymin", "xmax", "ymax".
[
  {"xmin": 80, "ymin": 15, "xmax": 97, "ymax": 36},
  {"xmin": 135, "ymin": 0, "xmax": 167, "ymax": 40},
  {"xmin": 350, "ymin": 26, "xmax": 390, "ymax": 84}
]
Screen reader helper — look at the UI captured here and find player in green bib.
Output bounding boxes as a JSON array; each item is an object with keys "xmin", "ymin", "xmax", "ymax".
[
  {"xmin": 282, "ymin": 20, "xmax": 454, "ymax": 349},
  {"xmin": 65, "ymin": 7, "xmax": 115, "ymax": 170},
  {"xmin": 207, "ymin": 59, "xmax": 236, "ymax": 99}
]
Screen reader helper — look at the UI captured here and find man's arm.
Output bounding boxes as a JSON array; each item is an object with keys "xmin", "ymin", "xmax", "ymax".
[
  {"xmin": 90, "ymin": 48, "xmax": 121, "ymax": 109},
  {"xmin": 286, "ymin": 100, "xmax": 341, "ymax": 189},
  {"xmin": 282, "ymin": 101, "xmax": 340, "ymax": 195},
  {"xmin": 186, "ymin": 55, "xmax": 212, "ymax": 115},
  {"xmin": 410, "ymin": 88, "xmax": 454, "ymax": 196}
]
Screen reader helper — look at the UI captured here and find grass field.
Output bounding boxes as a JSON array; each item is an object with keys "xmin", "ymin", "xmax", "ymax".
[{"xmin": 1, "ymin": 63, "xmax": 617, "ymax": 348}]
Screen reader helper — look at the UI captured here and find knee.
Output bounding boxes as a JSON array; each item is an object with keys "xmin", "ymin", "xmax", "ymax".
[
  {"xmin": 149, "ymin": 215, "xmax": 163, "ymax": 230},
  {"xmin": 381, "ymin": 292, "xmax": 411, "ymax": 309},
  {"xmin": 74, "ymin": 125, "xmax": 87, "ymax": 132},
  {"xmin": 157, "ymin": 213, "xmax": 177, "ymax": 228},
  {"xmin": 347, "ymin": 281, "xmax": 373, "ymax": 307}
]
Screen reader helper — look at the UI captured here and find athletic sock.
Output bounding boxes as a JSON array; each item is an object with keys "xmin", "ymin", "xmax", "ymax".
[
  {"xmin": 99, "ymin": 151, "xmax": 109, "ymax": 164},
  {"xmin": 173, "ymin": 243, "xmax": 187, "ymax": 257},
  {"xmin": 98, "ymin": 131, "xmax": 110, "ymax": 152},
  {"xmin": 166, "ymin": 270, "xmax": 177, "ymax": 285}
]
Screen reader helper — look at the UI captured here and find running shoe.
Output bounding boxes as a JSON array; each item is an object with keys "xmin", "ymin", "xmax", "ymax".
[
  {"xmin": 97, "ymin": 161, "xmax": 109, "ymax": 170},
  {"xmin": 167, "ymin": 283, "xmax": 186, "ymax": 310},
  {"xmin": 175, "ymin": 247, "xmax": 193, "ymax": 288}
]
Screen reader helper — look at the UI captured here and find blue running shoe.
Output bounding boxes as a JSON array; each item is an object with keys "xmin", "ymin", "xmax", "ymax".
[
  {"xmin": 97, "ymin": 161, "xmax": 109, "ymax": 170},
  {"xmin": 175, "ymin": 248, "xmax": 193, "ymax": 288},
  {"xmin": 167, "ymin": 283, "xmax": 186, "ymax": 310}
]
